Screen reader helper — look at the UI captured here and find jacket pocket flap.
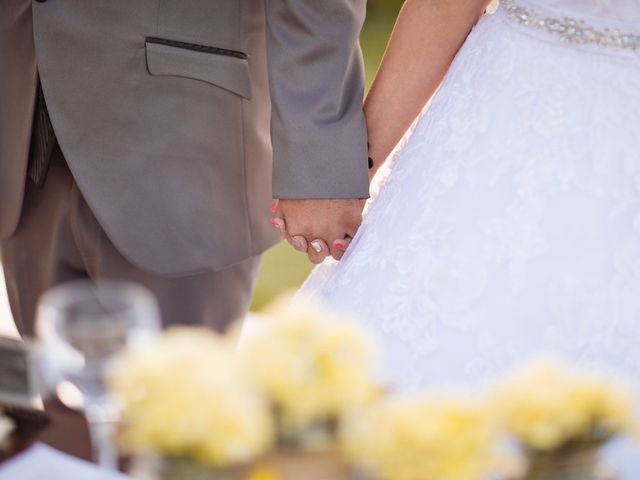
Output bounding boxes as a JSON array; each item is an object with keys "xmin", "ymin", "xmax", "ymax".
[{"xmin": 145, "ymin": 39, "xmax": 252, "ymax": 99}]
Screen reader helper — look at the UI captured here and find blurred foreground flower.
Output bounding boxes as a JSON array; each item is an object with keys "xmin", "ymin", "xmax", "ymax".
[
  {"xmin": 241, "ymin": 294, "xmax": 378, "ymax": 447},
  {"xmin": 492, "ymin": 357, "xmax": 636, "ymax": 451},
  {"xmin": 109, "ymin": 327, "xmax": 273, "ymax": 471},
  {"xmin": 492, "ymin": 357, "xmax": 637, "ymax": 479},
  {"xmin": 241, "ymin": 294, "xmax": 379, "ymax": 480},
  {"xmin": 342, "ymin": 392, "xmax": 502, "ymax": 480}
]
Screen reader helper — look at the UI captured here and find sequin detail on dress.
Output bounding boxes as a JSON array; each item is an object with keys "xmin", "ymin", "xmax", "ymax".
[{"xmin": 501, "ymin": 0, "xmax": 640, "ymax": 51}]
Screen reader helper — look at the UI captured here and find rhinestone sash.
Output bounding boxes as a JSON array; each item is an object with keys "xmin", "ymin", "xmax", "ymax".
[{"xmin": 500, "ymin": 0, "xmax": 640, "ymax": 52}]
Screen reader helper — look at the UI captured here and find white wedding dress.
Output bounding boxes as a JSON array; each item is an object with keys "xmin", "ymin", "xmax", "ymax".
[{"xmin": 301, "ymin": 0, "xmax": 640, "ymax": 474}]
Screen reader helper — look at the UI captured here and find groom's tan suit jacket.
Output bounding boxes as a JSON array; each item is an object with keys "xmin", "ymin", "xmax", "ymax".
[{"xmin": 0, "ymin": 0, "xmax": 369, "ymax": 276}]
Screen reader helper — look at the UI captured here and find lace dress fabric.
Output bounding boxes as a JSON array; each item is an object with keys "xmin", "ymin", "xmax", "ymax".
[{"xmin": 301, "ymin": 2, "xmax": 640, "ymax": 474}]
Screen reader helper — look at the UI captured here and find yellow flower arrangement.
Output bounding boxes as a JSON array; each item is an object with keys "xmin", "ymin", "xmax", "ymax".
[
  {"xmin": 491, "ymin": 357, "xmax": 636, "ymax": 452},
  {"xmin": 341, "ymin": 392, "xmax": 501, "ymax": 480},
  {"xmin": 109, "ymin": 327, "xmax": 273, "ymax": 468},
  {"xmin": 241, "ymin": 294, "xmax": 378, "ymax": 441}
]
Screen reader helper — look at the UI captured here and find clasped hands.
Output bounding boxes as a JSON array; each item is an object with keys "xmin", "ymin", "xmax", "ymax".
[{"xmin": 271, "ymin": 199, "xmax": 365, "ymax": 263}]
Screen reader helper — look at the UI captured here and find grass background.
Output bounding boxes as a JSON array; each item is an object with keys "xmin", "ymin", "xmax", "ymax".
[{"xmin": 251, "ymin": 4, "xmax": 401, "ymax": 310}]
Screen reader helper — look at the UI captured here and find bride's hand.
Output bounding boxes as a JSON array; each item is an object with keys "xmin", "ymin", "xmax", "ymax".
[{"xmin": 271, "ymin": 199, "xmax": 362, "ymax": 263}]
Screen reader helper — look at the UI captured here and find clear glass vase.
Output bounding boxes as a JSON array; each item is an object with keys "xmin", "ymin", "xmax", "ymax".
[
  {"xmin": 259, "ymin": 448, "xmax": 353, "ymax": 480},
  {"xmin": 36, "ymin": 280, "xmax": 161, "ymax": 471},
  {"xmin": 524, "ymin": 443, "xmax": 616, "ymax": 480}
]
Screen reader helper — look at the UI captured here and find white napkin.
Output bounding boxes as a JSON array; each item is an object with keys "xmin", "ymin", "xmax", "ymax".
[{"xmin": 0, "ymin": 443, "xmax": 130, "ymax": 480}]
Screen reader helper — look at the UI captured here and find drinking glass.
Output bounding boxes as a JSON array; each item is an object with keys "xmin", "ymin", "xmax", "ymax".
[{"xmin": 35, "ymin": 280, "xmax": 161, "ymax": 471}]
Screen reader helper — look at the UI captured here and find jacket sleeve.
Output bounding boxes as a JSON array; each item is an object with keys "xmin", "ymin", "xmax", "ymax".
[{"xmin": 265, "ymin": 0, "xmax": 370, "ymax": 199}]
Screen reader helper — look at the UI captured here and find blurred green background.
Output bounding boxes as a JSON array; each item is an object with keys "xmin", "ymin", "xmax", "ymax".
[{"xmin": 251, "ymin": 1, "xmax": 402, "ymax": 310}]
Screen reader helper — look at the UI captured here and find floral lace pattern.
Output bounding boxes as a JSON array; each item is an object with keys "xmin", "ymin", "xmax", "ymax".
[{"xmin": 301, "ymin": 10, "xmax": 640, "ymax": 397}]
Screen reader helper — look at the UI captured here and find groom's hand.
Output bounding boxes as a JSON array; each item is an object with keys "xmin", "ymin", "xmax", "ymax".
[{"xmin": 272, "ymin": 199, "xmax": 363, "ymax": 263}]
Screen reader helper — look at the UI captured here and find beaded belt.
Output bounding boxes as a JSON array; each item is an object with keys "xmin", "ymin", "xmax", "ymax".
[{"xmin": 499, "ymin": 0, "xmax": 640, "ymax": 53}]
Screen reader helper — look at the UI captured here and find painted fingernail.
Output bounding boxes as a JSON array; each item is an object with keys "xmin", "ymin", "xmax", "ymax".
[
  {"xmin": 270, "ymin": 200, "xmax": 278, "ymax": 214},
  {"xmin": 333, "ymin": 240, "xmax": 347, "ymax": 250},
  {"xmin": 271, "ymin": 219, "xmax": 282, "ymax": 229},
  {"xmin": 310, "ymin": 240, "xmax": 323, "ymax": 253},
  {"xmin": 292, "ymin": 237, "xmax": 306, "ymax": 251}
]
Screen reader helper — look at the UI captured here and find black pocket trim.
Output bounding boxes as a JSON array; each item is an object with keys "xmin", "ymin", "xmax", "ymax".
[{"xmin": 145, "ymin": 37, "xmax": 247, "ymax": 60}]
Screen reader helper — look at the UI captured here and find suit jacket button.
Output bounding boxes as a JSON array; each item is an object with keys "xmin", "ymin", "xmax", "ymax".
[{"xmin": 34, "ymin": 0, "xmax": 48, "ymax": 3}]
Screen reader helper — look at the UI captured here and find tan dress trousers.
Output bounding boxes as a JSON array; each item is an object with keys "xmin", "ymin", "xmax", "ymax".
[
  {"xmin": 2, "ymin": 146, "xmax": 262, "ymax": 338},
  {"xmin": 0, "ymin": 146, "xmax": 262, "ymax": 462}
]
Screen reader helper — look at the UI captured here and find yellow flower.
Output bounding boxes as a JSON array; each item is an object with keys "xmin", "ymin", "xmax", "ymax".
[
  {"xmin": 241, "ymin": 294, "xmax": 378, "ymax": 433},
  {"xmin": 342, "ymin": 392, "xmax": 501, "ymax": 480},
  {"xmin": 491, "ymin": 357, "xmax": 636, "ymax": 451},
  {"xmin": 109, "ymin": 327, "xmax": 273, "ymax": 467}
]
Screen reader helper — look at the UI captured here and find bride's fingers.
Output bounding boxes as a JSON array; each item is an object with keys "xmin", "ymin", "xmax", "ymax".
[
  {"xmin": 270, "ymin": 217, "xmax": 287, "ymax": 241},
  {"xmin": 270, "ymin": 216, "xmax": 310, "ymax": 254},
  {"xmin": 308, "ymin": 239, "xmax": 330, "ymax": 264},
  {"xmin": 291, "ymin": 236, "xmax": 308, "ymax": 253},
  {"xmin": 331, "ymin": 237, "xmax": 351, "ymax": 261},
  {"xmin": 270, "ymin": 199, "xmax": 289, "ymax": 241}
]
